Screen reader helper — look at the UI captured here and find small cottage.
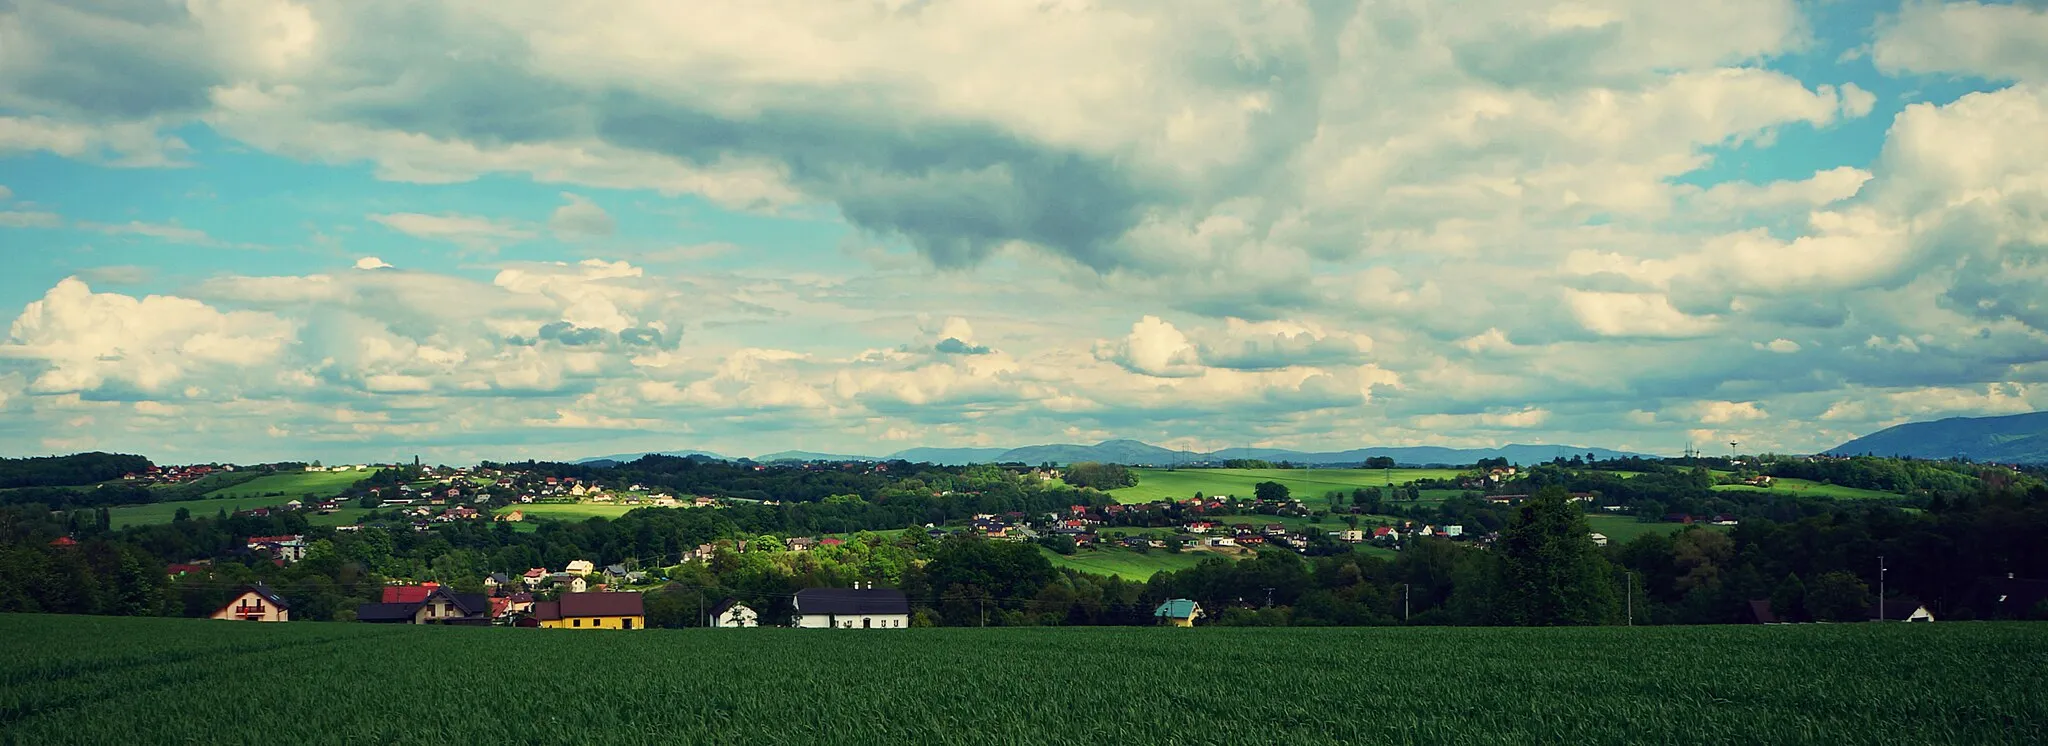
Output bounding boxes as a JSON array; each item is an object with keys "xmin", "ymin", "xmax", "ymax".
[
  {"xmin": 1154, "ymin": 599, "xmax": 1202, "ymax": 627},
  {"xmin": 711, "ymin": 599, "xmax": 759, "ymax": 628}
]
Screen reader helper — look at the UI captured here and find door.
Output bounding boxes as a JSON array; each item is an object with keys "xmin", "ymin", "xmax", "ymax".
[
  {"xmin": 863, "ymin": 618, "xmax": 871, "ymax": 629},
  {"xmin": 623, "ymin": 617, "xmax": 634, "ymax": 630}
]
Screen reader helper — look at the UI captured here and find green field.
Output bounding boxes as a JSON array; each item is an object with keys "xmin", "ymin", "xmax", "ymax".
[
  {"xmin": 203, "ymin": 469, "xmax": 379, "ymax": 499},
  {"xmin": 1040, "ymin": 546, "xmax": 1212, "ymax": 579},
  {"xmin": 102, "ymin": 470, "xmax": 383, "ymax": 528},
  {"xmin": 1585, "ymin": 514, "xmax": 1730, "ymax": 545},
  {"xmin": 1107, "ymin": 468, "xmax": 1465, "ymax": 504},
  {"xmin": 497, "ymin": 503, "xmax": 644, "ymax": 521},
  {"xmin": 4, "ymin": 615, "xmax": 2041, "ymax": 744},
  {"xmin": 1712, "ymin": 477, "xmax": 1902, "ymax": 500}
]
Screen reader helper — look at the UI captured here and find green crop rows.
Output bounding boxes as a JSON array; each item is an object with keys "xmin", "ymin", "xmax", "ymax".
[{"xmin": 2, "ymin": 614, "xmax": 2043, "ymax": 745}]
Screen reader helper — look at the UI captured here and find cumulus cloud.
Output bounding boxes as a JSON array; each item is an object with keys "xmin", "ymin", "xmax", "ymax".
[
  {"xmin": 1, "ymin": 279, "xmax": 293, "ymax": 395},
  {"xmin": 4, "ymin": 0, "xmax": 2048, "ymax": 459}
]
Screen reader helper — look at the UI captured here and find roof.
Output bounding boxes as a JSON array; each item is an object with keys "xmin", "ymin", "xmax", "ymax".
[
  {"xmin": 1154, "ymin": 599, "xmax": 1199, "ymax": 619},
  {"xmin": 241, "ymin": 584, "xmax": 291, "ymax": 609},
  {"xmin": 356, "ymin": 603, "xmax": 420, "ymax": 622},
  {"xmin": 557, "ymin": 591, "xmax": 645, "ymax": 618},
  {"xmin": 605, "ymin": 564, "xmax": 628, "ymax": 575},
  {"xmin": 48, "ymin": 536, "xmax": 77, "ymax": 547},
  {"xmin": 793, "ymin": 588, "xmax": 910, "ymax": 615},
  {"xmin": 710, "ymin": 598, "xmax": 747, "ymax": 616},
  {"xmin": 533, "ymin": 600, "xmax": 562, "ymax": 621},
  {"xmin": 381, "ymin": 584, "xmax": 440, "ymax": 604}
]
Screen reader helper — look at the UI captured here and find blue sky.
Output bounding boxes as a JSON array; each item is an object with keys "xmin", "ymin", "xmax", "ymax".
[{"xmin": 3, "ymin": 0, "xmax": 2047, "ymax": 463}]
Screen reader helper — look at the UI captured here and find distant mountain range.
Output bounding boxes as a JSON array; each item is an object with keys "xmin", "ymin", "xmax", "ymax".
[
  {"xmin": 580, "ymin": 439, "xmax": 1652, "ymax": 467},
  {"xmin": 1829, "ymin": 411, "xmax": 2048, "ymax": 464}
]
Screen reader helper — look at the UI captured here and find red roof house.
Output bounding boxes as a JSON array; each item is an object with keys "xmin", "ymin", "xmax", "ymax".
[
  {"xmin": 48, "ymin": 536, "xmax": 78, "ymax": 548},
  {"xmin": 381, "ymin": 582, "xmax": 443, "ymax": 604}
]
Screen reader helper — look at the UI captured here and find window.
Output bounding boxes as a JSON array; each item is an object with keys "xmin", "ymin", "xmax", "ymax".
[{"xmin": 573, "ymin": 619, "xmax": 581, "ymax": 627}]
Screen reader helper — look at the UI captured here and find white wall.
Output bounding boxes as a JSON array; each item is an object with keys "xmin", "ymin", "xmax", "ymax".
[{"xmin": 796, "ymin": 613, "xmax": 910, "ymax": 629}]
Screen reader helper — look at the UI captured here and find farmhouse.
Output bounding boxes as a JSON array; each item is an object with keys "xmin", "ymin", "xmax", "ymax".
[
  {"xmin": 565, "ymin": 559, "xmax": 596, "ymax": 576},
  {"xmin": 534, "ymin": 591, "xmax": 646, "ymax": 630},
  {"xmin": 1154, "ymin": 599, "xmax": 1202, "ymax": 627},
  {"xmin": 211, "ymin": 584, "xmax": 290, "ymax": 622},
  {"xmin": 792, "ymin": 584, "xmax": 910, "ymax": 629},
  {"xmin": 1590, "ymin": 533, "xmax": 1609, "ymax": 547},
  {"xmin": 711, "ymin": 599, "xmax": 759, "ymax": 628}
]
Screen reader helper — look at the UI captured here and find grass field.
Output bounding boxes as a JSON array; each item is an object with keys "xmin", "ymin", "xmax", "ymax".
[
  {"xmin": 103, "ymin": 470, "xmax": 384, "ymax": 528},
  {"xmin": 1712, "ymin": 478, "xmax": 1902, "ymax": 500},
  {"xmin": 203, "ymin": 470, "xmax": 379, "ymax": 499},
  {"xmin": 1585, "ymin": 514, "xmax": 1730, "ymax": 544},
  {"xmin": 1040, "ymin": 547, "xmax": 1212, "ymax": 579},
  {"xmin": 496, "ymin": 503, "xmax": 643, "ymax": 521},
  {"xmin": 3, "ymin": 615, "xmax": 2041, "ymax": 744},
  {"xmin": 1107, "ymin": 468, "xmax": 1465, "ymax": 504}
]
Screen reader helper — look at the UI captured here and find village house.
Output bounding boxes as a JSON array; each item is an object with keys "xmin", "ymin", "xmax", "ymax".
[
  {"xmin": 565, "ymin": 559, "xmax": 596, "ymax": 576},
  {"xmin": 787, "ymin": 537, "xmax": 817, "ymax": 552},
  {"xmin": 357, "ymin": 586, "xmax": 493, "ymax": 625},
  {"xmin": 523, "ymin": 568, "xmax": 548, "ymax": 588},
  {"xmin": 1154, "ymin": 599, "xmax": 1202, "ymax": 627},
  {"xmin": 711, "ymin": 599, "xmax": 759, "ymax": 628},
  {"xmin": 792, "ymin": 584, "xmax": 911, "ymax": 629},
  {"xmin": 1590, "ymin": 533, "xmax": 1609, "ymax": 547},
  {"xmin": 534, "ymin": 591, "xmax": 646, "ymax": 630},
  {"xmin": 247, "ymin": 535, "xmax": 308, "ymax": 563},
  {"xmin": 210, "ymin": 584, "xmax": 290, "ymax": 622}
]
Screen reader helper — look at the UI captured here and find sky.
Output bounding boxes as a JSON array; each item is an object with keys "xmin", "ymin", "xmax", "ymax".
[{"xmin": 3, "ymin": 0, "xmax": 2047, "ymax": 464}]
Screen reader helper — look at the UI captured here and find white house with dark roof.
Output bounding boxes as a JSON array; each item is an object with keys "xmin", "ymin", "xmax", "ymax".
[{"xmin": 792, "ymin": 583, "xmax": 909, "ymax": 629}]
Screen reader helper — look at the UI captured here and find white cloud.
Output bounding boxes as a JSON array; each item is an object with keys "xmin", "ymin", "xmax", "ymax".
[
  {"xmin": 353, "ymin": 257, "xmax": 392, "ymax": 270},
  {"xmin": 1754, "ymin": 339, "xmax": 1800, "ymax": 353},
  {"xmin": 1872, "ymin": 2, "xmax": 2048, "ymax": 83},
  {"xmin": 1096, "ymin": 316, "xmax": 1203, "ymax": 378},
  {"xmin": 78, "ymin": 220, "xmax": 218, "ymax": 245},
  {"xmin": 1566, "ymin": 291, "xmax": 1719, "ymax": 338},
  {"xmin": 1, "ymin": 279, "xmax": 293, "ymax": 395},
  {"xmin": 369, "ymin": 212, "xmax": 533, "ymax": 247},
  {"xmin": 0, "ymin": 210, "xmax": 61, "ymax": 228}
]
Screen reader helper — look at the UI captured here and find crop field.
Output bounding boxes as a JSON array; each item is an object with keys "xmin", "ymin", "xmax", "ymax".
[
  {"xmin": 3, "ymin": 615, "xmax": 2042, "ymax": 744},
  {"xmin": 1108, "ymin": 468, "xmax": 1465, "ymax": 504},
  {"xmin": 1712, "ymin": 477, "xmax": 1901, "ymax": 500}
]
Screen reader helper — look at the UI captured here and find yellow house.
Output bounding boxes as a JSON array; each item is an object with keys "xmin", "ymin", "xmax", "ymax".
[
  {"xmin": 536, "ymin": 591, "xmax": 645, "ymax": 630},
  {"xmin": 1154, "ymin": 599, "xmax": 1202, "ymax": 627}
]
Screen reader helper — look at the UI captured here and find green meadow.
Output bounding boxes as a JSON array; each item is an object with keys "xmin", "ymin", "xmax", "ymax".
[{"xmin": 1711, "ymin": 477, "xmax": 1902, "ymax": 500}]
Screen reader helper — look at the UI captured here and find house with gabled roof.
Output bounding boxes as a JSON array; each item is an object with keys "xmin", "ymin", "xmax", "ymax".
[
  {"xmin": 211, "ymin": 584, "xmax": 290, "ymax": 622},
  {"xmin": 792, "ymin": 583, "xmax": 909, "ymax": 629},
  {"xmin": 1154, "ymin": 599, "xmax": 1202, "ymax": 627},
  {"xmin": 535, "ymin": 591, "xmax": 645, "ymax": 630},
  {"xmin": 711, "ymin": 599, "xmax": 759, "ymax": 628},
  {"xmin": 356, "ymin": 586, "xmax": 491, "ymax": 625}
]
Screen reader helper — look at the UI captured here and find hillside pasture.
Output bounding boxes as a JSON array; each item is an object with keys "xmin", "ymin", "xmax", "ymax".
[
  {"xmin": 1039, "ymin": 547, "xmax": 1213, "ymax": 579},
  {"xmin": 1712, "ymin": 477, "xmax": 1902, "ymax": 500},
  {"xmin": 496, "ymin": 503, "xmax": 644, "ymax": 521},
  {"xmin": 1107, "ymin": 468, "xmax": 1465, "ymax": 504},
  {"xmin": 1585, "ymin": 514, "xmax": 1730, "ymax": 545},
  {"xmin": 2, "ymin": 614, "xmax": 2040, "ymax": 744},
  {"xmin": 203, "ymin": 469, "xmax": 379, "ymax": 499}
]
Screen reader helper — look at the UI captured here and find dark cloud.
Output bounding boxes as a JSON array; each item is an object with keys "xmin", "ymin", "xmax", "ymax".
[
  {"xmin": 3, "ymin": 2, "xmax": 217, "ymax": 119},
  {"xmin": 933, "ymin": 337, "xmax": 990, "ymax": 355},
  {"xmin": 619, "ymin": 327, "xmax": 664, "ymax": 347},
  {"xmin": 537, "ymin": 321, "xmax": 607, "ymax": 346}
]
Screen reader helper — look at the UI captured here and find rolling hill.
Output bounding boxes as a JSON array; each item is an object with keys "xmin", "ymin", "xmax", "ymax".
[
  {"xmin": 578, "ymin": 440, "xmax": 1650, "ymax": 467},
  {"xmin": 1829, "ymin": 411, "xmax": 2048, "ymax": 464}
]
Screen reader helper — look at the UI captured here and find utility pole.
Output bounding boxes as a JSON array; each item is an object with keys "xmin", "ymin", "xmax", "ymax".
[
  {"xmin": 1879, "ymin": 556, "xmax": 1886, "ymax": 622},
  {"xmin": 1403, "ymin": 583, "xmax": 1410, "ymax": 622},
  {"xmin": 979, "ymin": 597, "xmax": 986, "ymax": 628},
  {"xmin": 1264, "ymin": 587, "xmax": 1275, "ymax": 608},
  {"xmin": 1626, "ymin": 572, "xmax": 1634, "ymax": 627}
]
